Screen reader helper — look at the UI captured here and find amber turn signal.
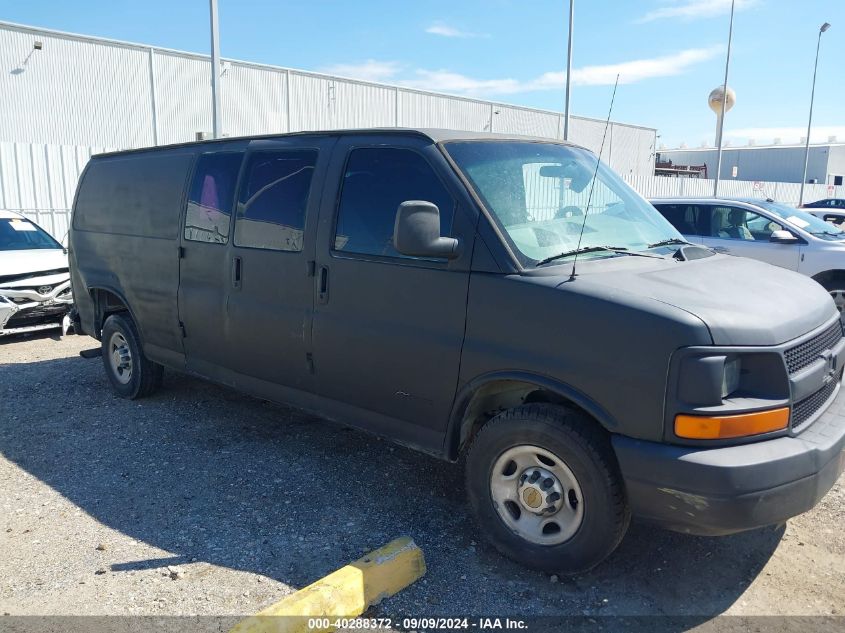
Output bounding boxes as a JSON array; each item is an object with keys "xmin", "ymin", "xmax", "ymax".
[{"xmin": 675, "ymin": 407, "xmax": 790, "ymax": 440}]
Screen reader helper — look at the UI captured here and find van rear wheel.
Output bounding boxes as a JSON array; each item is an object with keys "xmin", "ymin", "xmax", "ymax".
[
  {"xmin": 101, "ymin": 313, "xmax": 163, "ymax": 399},
  {"xmin": 465, "ymin": 404, "xmax": 629, "ymax": 574}
]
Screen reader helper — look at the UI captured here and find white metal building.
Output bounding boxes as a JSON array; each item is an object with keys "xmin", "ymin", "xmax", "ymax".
[
  {"xmin": 0, "ymin": 20, "xmax": 664, "ymax": 241},
  {"xmin": 0, "ymin": 20, "xmax": 656, "ymax": 172},
  {"xmin": 659, "ymin": 144, "xmax": 845, "ymax": 186}
]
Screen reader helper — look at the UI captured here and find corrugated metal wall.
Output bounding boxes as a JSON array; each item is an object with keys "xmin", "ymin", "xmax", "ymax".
[
  {"xmin": 3, "ymin": 139, "xmax": 842, "ymax": 241},
  {"xmin": 0, "ymin": 141, "xmax": 115, "ymax": 240},
  {"xmin": 0, "ymin": 21, "xmax": 656, "ymax": 175},
  {"xmin": 626, "ymin": 174, "xmax": 844, "ymax": 203}
]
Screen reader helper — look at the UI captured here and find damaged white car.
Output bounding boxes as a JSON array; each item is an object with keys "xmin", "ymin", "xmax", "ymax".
[{"xmin": 0, "ymin": 210, "xmax": 73, "ymax": 336}]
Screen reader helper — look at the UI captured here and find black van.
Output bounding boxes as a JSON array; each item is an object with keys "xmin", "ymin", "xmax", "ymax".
[{"xmin": 69, "ymin": 129, "xmax": 845, "ymax": 573}]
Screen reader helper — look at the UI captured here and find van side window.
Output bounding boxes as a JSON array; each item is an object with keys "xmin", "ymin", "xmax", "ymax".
[
  {"xmin": 333, "ymin": 148, "xmax": 454, "ymax": 258},
  {"xmin": 185, "ymin": 152, "xmax": 243, "ymax": 244},
  {"xmin": 234, "ymin": 150, "xmax": 317, "ymax": 252}
]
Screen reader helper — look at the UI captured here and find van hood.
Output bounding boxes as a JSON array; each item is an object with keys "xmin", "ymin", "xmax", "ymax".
[
  {"xmin": 563, "ymin": 254, "xmax": 836, "ymax": 346},
  {"xmin": 0, "ymin": 249, "xmax": 68, "ymax": 282}
]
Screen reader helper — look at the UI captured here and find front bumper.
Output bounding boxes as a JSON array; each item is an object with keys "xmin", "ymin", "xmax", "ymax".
[
  {"xmin": 613, "ymin": 379, "xmax": 845, "ymax": 535},
  {"xmin": 0, "ymin": 280, "xmax": 73, "ymax": 336}
]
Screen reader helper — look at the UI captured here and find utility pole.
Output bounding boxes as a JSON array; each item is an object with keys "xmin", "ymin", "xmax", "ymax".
[
  {"xmin": 209, "ymin": 0, "xmax": 223, "ymax": 139},
  {"xmin": 563, "ymin": 0, "xmax": 574, "ymax": 140}
]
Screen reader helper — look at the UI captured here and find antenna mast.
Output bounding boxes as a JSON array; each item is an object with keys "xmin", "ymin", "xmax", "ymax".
[{"xmin": 570, "ymin": 74, "xmax": 620, "ymax": 281}]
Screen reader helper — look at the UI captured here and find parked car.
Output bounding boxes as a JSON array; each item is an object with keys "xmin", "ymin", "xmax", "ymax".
[
  {"xmin": 651, "ymin": 197, "xmax": 845, "ymax": 321},
  {"xmin": 0, "ymin": 210, "xmax": 73, "ymax": 337},
  {"xmin": 69, "ymin": 130, "xmax": 845, "ymax": 573},
  {"xmin": 805, "ymin": 208, "xmax": 845, "ymax": 229},
  {"xmin": 801, "ymin": 198, "xmax": 845, "ymax": 210}
]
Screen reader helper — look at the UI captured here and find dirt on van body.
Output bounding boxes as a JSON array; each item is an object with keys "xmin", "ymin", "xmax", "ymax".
[{"xmin": 1, "ymin": 333, "xmax": 843, "ymax": 628}]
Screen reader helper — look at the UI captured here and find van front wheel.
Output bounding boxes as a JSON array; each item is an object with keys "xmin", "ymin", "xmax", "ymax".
[
  {"xmin": 101, "ymin": 313, "xmax": 163, "ymax": 399},
  {"xmin": 465, "ymin": 404, "xmax": 629, "ymax": 574}
]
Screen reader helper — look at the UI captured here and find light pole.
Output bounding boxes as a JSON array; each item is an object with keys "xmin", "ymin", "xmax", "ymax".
[
  {"xmin": 712, "ymin": 0, "xmax": 735, "ymax": 197},
  {"xmin": 209, "ymin": 0, "xmax": 223, "ymax": 139},
  {"xmin": 799, "ymin": 22, "xmax": 831, "ymax": 206},
  {"xmin": 563, "ymin": 0, "xmax": 574, "ymax": 140}
]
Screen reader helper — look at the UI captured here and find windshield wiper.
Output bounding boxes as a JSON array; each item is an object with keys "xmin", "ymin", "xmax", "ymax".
[
  {"xmin": 647, "ymin": 238, "xmax": 693, "ymax": 249},
  {"xmin": 536, "ymin": 245, "xmax": 628, "ymax": 266},
  {"xmin": 537, "ymin": 244, "xmax": 673, "ymax": 266}
]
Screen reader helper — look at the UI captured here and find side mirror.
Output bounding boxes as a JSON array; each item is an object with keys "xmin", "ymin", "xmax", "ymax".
[
  {"xmin": 393, "ymin": 201, "xmax": 461, "ymax": 259},
  {"xmin": 770, "ymin": 229, "xmax": 798, "ymax": 244}
]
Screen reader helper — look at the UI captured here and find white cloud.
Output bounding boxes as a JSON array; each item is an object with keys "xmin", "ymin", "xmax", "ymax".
[
  {"xmin": 400, "ymin": 46, "xmax": 722, "ymax": 96},
  {"xmin": 318, "ymin": 46, "xmax": 721, "ymax": 97},
  {"xmin": 638, "ymin": 0, "xmax": 758, "ymax": 22},
  {"xmin": 532, "ymin": 46, "xmax": 723, "ymax": 88},
  {"xmin": 425, "ymin": 23, "xmax": 487, "ymax": 38},
  {"xmin": 725, "ymin": 126, "xmax": 845, "ymax": 145},
  {"xmin": 319, "ymin": 59, "xmax": 402, "ymax": 82},
  {"xmin": 402, "ymin": 70, "xmax": 523, "ymax": 96}
]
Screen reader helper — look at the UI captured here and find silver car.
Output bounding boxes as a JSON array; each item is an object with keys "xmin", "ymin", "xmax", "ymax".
[
  {"xmin": 0, "ymin": 210, "xmax": 73, "ymax": 336},
  {"xmin": 650, "ymin": 197, "xmax": 845, "ymax": 319}
]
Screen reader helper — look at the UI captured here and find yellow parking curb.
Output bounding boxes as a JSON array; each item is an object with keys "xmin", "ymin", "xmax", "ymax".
[{"xmin": 230, "ymin": 537, "xmax": 426, "ymax": 633}]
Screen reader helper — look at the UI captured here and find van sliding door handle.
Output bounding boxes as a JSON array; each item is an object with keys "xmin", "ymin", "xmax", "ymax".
[
  {"xmin": 232, "ymin": 256, "xmax": 242, "ymax": 289},
  {"xmin": 317, "ymin": 266, "xmax": 329, "ymax": 304}
]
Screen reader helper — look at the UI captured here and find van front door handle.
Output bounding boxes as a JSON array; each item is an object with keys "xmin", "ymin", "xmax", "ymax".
[
  {"xmin": 318, "ymin": 266, "xmax": 329, "ymax": 304},
  {"xmin": 232, "ymin": 256, "xmax": 242, "ymax": 289}
]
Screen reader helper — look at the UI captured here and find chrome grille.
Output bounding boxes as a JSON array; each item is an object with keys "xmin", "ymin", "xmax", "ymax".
[
  {"xmin": 784, "ymin": 321, "xmax": 843, "ymax": 375},
  {"xmin": 791, "ymin": 372, "xmax": 841, "ymax": 430}
]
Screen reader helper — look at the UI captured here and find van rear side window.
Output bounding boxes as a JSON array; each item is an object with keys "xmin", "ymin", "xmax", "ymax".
[
  {"xmin": 185, "ymin": 152, "xmax": 244, "ymax": 244},
  {"xmin": 73, "ymin": 152, "xmax": 194, "ymax": 239},
  {"xmin": 234, "ymin": 150, "xmax": 317, "ymax": 252}
]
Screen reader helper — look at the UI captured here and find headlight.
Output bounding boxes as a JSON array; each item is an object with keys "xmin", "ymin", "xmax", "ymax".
[
  {"xmin": 721, "ymin": 356, "xmax": 741, "ymax": 399},
  {"xmin": 672, "ymin": 350, "xmax": 791, "ymax": 441}
]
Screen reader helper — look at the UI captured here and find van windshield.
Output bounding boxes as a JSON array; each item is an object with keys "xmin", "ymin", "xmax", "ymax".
[
  {"xmin": 0, "ymin": 217, "xmax": 62, "ymax": 251},
  {"xmin": 444, "ymin": 141, "xmax": 682, "ymax": 266}
]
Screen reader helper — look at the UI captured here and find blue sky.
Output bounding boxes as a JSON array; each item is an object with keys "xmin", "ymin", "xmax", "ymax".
[{"xmin": 3, "ymin": 0, "xmax": 843, "ymax": 148}]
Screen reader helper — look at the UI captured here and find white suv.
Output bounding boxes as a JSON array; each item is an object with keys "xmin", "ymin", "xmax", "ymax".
[
  {"xmin": 651, "ymin": 197, "xmax": 845, "ymax": 320},
  {"xmin": 0, "ymin": 210, "xmax": 73, "ymax": 336}
]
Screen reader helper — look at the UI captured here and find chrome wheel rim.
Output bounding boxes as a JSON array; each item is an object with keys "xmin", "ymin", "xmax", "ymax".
[
  {"xmin": 490, "ymin": 445, "xmax": 584, "ymax": 545},
  {"xmin": 829, "ymin": 289, "xmax": 845, "ymax": 322},
  {"xmin": 108, "ymin": 332, "xmax": 132, "ymax": 385}
]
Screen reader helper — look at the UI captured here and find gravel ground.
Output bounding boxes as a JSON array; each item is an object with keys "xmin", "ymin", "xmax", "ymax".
[{"xmin": 1, "ymin": 333, "xmax": 844, "ymax": 624}]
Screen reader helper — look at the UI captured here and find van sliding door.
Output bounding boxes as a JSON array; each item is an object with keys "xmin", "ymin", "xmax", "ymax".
[{"xmin": 220, "ymin": 136, "xmax": 336, "ymax": 391}]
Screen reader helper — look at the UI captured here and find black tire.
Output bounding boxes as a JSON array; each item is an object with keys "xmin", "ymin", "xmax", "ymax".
[
  {"xmin": 100, "ymin": 313, "xmax": 163, "ymax": 399},
  {"xmin": 465, "ymin": 404, "xmax": 629, "ymax": 574}
]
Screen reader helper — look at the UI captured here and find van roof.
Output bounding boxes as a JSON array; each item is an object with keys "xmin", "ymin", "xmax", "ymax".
[{"xmin": 93, "ymin": 128, "xmax": 585, "ymax": 159}]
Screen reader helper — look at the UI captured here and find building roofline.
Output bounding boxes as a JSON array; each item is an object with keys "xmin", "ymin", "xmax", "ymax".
[
  {"xmin": 0, "ymin": 20, "xmax": 657, "ymax": 133},
  {"xmin": 91, "ymin": 128, "xmax": 590, "ymax": 159},
  {"xmin": 661, "ymin": 144, "xmax": 844, "ymax": 152}
]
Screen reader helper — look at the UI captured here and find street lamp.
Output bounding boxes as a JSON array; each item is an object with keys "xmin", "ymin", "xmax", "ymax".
[{"xmin": 799, "ymin": 22, "xmax": 831, "ymax": 206}]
